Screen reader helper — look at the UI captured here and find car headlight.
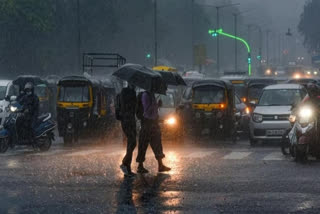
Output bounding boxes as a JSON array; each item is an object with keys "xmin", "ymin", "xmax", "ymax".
[
  {"xmin": 289, "ymin": 115, "xmax": 296, "ymax": 123},
  {"xmin": 252, "ymin": 113, "xmax": 263, "ymax": 123},
  {"xmin": 165, "ymin": 117, "xmax": 177, "ymax": 126},
  {"xmin": 10, "ymin": 106, "xmax": 17, "ymax": 112},
  {"xmin": 299, "ymin": 107, "xmax": 313, "ymax": 123}
]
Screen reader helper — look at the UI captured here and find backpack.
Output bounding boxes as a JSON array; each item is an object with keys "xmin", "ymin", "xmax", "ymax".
[
  {"xmin": 136, "ymin": 92, "xmax": 144, "ymax": 120},
  {"xmin": 115, "ymin": 93, "xmax": 122, "ymax": 120}
]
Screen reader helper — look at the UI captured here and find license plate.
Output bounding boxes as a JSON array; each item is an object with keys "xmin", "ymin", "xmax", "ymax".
[{"xmin": 266, "ymin": 130, "xmax": 284, "ymax": 136}]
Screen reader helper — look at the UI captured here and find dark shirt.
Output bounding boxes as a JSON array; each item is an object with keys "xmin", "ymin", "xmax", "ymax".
[
  {"xmin": 19, "ymin": 93, "xmax": 40, "ymax": 120},
  {"xmin": 120, "ymin": 87, "xmax": 137, "ymax": 119}
]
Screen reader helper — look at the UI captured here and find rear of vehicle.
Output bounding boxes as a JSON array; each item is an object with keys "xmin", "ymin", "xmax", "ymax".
[
  {"xmin": 250, "ymin": 84, "xmax": 307, "ymax": 144},
  {"xmin": 190, "ymin": 80, "xmax": 235, "ymax": 137},
  {"xmin": 221, "ymin": 76, "xmax": 247, "ymax": 102},
  {"xmin": 57, "ymin": 77, "xmax": 93, "ymax": 144},
  {"xmin": 246, "ymin": 79, "xmax": 276, "ymax": 104},
  {"xmin": 35, "ymin": 84, "xmax": 51, "ymax": 114}
]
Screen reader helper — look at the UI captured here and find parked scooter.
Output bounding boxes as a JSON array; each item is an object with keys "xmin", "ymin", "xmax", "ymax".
[
  {"xmin": 0, "ymin": 99, "xmax": 56, "ymax": 153},
  {"xmin": 287, "ymin": 105, "xmax": 320, "ymax": 161}
]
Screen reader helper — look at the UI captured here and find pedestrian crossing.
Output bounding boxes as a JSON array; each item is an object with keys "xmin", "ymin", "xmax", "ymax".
[{"xmin": 0, "ymin": 146, "xmax": 293, "ymax": 162}]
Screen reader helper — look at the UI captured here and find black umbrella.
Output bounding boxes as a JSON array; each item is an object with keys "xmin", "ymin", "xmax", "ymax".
[
  {"xmin": 112, "ymin": 64, "xmax": 167, "ymax": 94},
  {"xmin": 157, "ymin": 71, "xmax": 186, "ymax": 86},
  {"xmin": 13, "ymin": 75, "xmax": 47, "ymax": 90}
]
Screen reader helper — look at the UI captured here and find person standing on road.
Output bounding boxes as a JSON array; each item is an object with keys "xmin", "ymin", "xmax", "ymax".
[
  {"xmin": 119, "ymin": 83, "xmax": 137, "ymax": 177},
  {"xmin": 136, "ymin": 90, "xmax": 171, "ymax": 173}
]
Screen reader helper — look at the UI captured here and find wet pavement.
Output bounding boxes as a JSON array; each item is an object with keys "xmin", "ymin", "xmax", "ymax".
[{"xmin": 1, "ymin": 137, "xmax": 320, "ymax": 213}]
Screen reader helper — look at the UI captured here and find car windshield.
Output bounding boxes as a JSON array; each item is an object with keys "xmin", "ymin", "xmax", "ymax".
[
  {"xmin": 58, "ymin": 86, "xmax": 89, "ymax": 102},
  {"xmin": 159, "ymin": 93, "xmax": 175, "ymax": 108},
  {"xmin": 0, "ymin": 86, "xmax": 6, "ymax": 100},
  {"xmin": 193, "ymin": 86, "xmax": 225, "ymax": 104},
  {"xmin": 248, "ymin": 85, "xmax": 266, "ymax": 100},
  {"xmin": 258, "ymin": 89, "xmax": 303, "ymax": 106}
]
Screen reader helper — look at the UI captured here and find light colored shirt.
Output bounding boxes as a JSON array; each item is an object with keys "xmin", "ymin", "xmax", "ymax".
[{"xmin": 141, "ymin": 92, "xmax": 158, "ymax": 120}]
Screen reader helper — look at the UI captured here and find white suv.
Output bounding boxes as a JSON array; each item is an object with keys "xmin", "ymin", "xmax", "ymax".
[
  {"xmin": 0, "ymin": 80, "xmax": 17, "ymax": 126},
  {"xmin": 249, "ymin": 84, "xmax": 307, "ymax": 145}
]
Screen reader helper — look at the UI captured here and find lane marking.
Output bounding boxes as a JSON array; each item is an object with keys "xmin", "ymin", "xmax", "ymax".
[
  {"xmin": 30, "ymin": 149, "xmax": 68, "ymax": 156},
  {"xmin": 185, "ymin": 151, "xmax": 214, "ymax": 158},
  {"xmin": 223, "ymin": 152, "xmax": 251, "ymax": 160},
  {"xmin": 262, "ymin": 152, "xmax": 285, "ymax": 161},
  {"xmin": 64, "ymin": 149, "xmax": 103, "ymax": 157}
]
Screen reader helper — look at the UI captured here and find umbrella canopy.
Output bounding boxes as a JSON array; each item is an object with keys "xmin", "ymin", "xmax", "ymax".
[
  {"xmin": 158, "ymin": 71, "xmax": 186, "ymax": 86},
  {"xmin": 112, "ymin": 64, "xmax": 167, "ymax": 94},
  {"xmin": 13, "ymin": 75, "xmax": 47, "ymax": 91}
]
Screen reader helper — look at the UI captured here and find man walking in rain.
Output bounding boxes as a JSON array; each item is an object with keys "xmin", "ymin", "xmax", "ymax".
[
  {"xmin": 136, "ymin": 90, "xmax": 171, "ymax": 173},
  {"xmin": 119, "ymin": 83, "xmax": 137, "ymax": 177}
]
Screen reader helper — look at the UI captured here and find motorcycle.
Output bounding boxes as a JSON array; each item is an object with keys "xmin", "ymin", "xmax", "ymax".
[
  {"xmin": 286, "ymin": 105, "xmax": 320, "ymax": 161},
  {"xmin": 0, "ymin": 101, "xmax": 56, "ymax": 153}
]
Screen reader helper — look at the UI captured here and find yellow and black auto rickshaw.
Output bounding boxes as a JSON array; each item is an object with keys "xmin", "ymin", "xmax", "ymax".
[
  {"xmin": 221, "ymin": 75, "xmax": 248, "ymax": 103},
  {"xmin": 190, "ymin": 79, "xmax": 237, "ymax": 139},
  {"xmin": 57, "ymin": 76, "xmax": 108, "ymax": 145}
]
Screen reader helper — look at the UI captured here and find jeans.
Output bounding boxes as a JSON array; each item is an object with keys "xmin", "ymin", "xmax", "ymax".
[{"xmin": 136, "ymin": 118, "xmax": 165, "ymax": 163}]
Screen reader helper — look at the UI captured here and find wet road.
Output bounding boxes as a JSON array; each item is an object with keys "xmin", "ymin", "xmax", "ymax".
[{"xmin": 1, "ymin": 137, "xmax": 320, "ymax": 214}]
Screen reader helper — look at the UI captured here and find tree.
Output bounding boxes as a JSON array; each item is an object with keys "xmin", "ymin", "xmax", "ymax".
[{"xmin": 298, "ymin": 0, "xmax": 320, "ymax": 52}]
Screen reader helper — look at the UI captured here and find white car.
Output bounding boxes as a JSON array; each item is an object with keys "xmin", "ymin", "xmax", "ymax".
[
  {"xmin": 0, "ymin": 80, "xmax": 16, "ymax": 126},
  {"xmin": 249, "ymin": 84, "xmax": 307, "ymax": 145}
]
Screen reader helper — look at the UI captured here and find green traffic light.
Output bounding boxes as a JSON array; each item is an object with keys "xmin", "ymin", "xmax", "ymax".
[
  {"xmin": 257, "ymin": 55, "xmax": 261, "ymax": 60},
  {"xmin": 146, "ymin": 53, "xmax": 151, "ymax": 59}
]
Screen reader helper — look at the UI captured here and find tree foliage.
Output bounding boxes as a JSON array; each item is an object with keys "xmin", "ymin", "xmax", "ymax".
[{"xmin": 298, "ymin": 0, "xmax": 320, "ymax": 52}]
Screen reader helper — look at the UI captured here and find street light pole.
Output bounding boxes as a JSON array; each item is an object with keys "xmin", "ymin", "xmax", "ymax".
[
  {"xmin": 233, "ymin": 13, "xmax": 238, "ymax": 73},
  {"xmin": 266, "ymin": 30, "xmax": 270, "ymax": 66},
  {"xmin": 77, "ymin": 0, "xmax": 81, "ymax": 73},
  {"xmin": 154, "ymin": 0, "xmax": 158, "ymax": 67},
  {"xmin": 191, "ymin": 0, "xmax": 194, "ymax": 68}
]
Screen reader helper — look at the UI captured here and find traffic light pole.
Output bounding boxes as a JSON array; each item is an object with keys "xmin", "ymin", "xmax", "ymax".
[
  {"xmin": 209, "ymin": 29, "xmax": 252, "ymax": 76},
  {"xmin": 154, "ymin": 0, "xmax": 158, "ymax": 66}
]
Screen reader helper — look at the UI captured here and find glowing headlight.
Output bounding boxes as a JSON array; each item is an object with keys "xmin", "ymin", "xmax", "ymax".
[
  {"xmin": 165, "ymin": 117, "xmax": 177, "ymax": 125},
  {"xmin": 314, "ymin": 71, "xmax": 318, "ymax": 75},
  {"xmin": 299, "ymin": 107, "xmax": 312, "ymax": 119},
  {"xmin": 245, "ymin": 107, "xmax": 250, "ymax": 115},
  {"xmin": 10, "ymin": 106, "xmax": 17, "ymax": 112}
]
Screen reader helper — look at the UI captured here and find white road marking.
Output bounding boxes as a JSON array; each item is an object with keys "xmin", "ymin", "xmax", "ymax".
[
  {"xmin": 262, "ymin": 152, "xmax": 285, "ymax": 161},
  {"xmin": 105, "ymin": 150, "xmax": 124, "ymax": 157},
  {"xmin": 64, "ymin": 149, "xmax": 103, "ymax": 157},
  {"xmin": 30, "ymin": 149, "xmax": 67, "ymax": 156},
  {"xmin": 223, "ymin": 152, "xmax": 251, "ymax": 160},
  {"xmin": 186, "ymin": 151, "xmax": 214, "ymax": 158}
]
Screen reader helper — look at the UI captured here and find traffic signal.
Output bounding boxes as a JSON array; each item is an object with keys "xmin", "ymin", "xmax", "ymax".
[
  {"xmin": 257, "ymin": 55, "xmax": 261, "ymax": 60},
  {"xmin": 248, "ymin": 57, "xmax": 251, "ymax": 64},
  {"xmin": 146, "ymin": 53, "xmax": 151, "ymax": 59},
  {"xmin": 212, "ymin": 32, "xmax": 218, "ymax": 37}
]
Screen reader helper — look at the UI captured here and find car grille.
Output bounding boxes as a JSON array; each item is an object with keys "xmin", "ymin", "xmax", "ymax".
[{"xmin": 262, "ymin": 114, "xmax": 289, "ymax": 121}]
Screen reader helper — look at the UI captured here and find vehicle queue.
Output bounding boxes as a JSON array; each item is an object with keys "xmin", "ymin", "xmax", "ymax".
[{"xmin": 1, "ymin": 67, "xmax": 320, "ymax": 163}]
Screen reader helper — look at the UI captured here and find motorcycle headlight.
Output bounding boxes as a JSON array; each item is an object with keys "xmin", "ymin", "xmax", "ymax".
[
  {"xmin": 252, "ymin": 113, "xmax": 263, "ymax": 123},
  {"xmin": 10, "ymin": 106, "xmax": 17, "ymax": 112},
  {"xmin": 165, "ymin": 116, "xmax": 177, "ymax": 126},
  {"xmin": 299, "ymin": 107, "xmax": 312, "ymax": 119}
]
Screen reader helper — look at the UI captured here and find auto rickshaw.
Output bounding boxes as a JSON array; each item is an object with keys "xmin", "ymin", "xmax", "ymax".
[
  {"xmin": 56, "ymin": 76, "xmax": 108, "ymax": 145},
  {"xmin": 221, "ymin": 75, "xmax": 248, "ymax": 103},
  {"xmin": 245, "ymin": 78, "xmax": 276, "ymax": 104},
  {"xmin": 188, "ymin": 79, "xmax": 237, "ymax": 140}
]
